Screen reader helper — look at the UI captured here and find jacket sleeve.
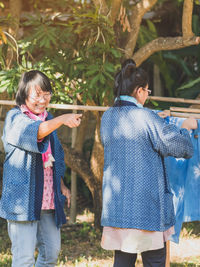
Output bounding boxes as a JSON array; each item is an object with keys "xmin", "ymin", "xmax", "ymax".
[
  {"xmin": 2, "ymin": 108, "xmax": 49, "ymax": 153},
  {"xmin": 46, "ymin": 111, "xmax": 65, "ymax": 178},
  {"xmin": 146, "ymin": 109, "xmax": 194, "ymax": 159}
]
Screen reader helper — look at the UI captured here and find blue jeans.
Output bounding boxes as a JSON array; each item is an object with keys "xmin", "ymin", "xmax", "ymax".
[{"xmin": 7, "ymin": 210, "xmax": 61, "ymax": 267}]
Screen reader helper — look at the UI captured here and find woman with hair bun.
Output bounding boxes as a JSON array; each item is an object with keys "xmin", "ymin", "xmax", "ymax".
[{"xmin": 100, "ymin": 59, "xmax": 197, "ymax": 266}]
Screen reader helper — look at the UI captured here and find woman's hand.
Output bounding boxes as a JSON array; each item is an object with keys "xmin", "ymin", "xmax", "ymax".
[
  {"xmin": 38, "ymin": 113, "xmax": 82, "ymax": 139},
  {"xmin": 181, "ymin": 117, "xmax": 198, "ymax": 131},
  {"xmin": 61, "ymin": 179, "xmax": 71, "ymax": 208},
  {"xmin": 61, "ymin": 113, "xmax": 82, "ymax": 128},
  {"xmin": 157, "ymin": 110, "xmax": 170, "ymax": 118}
]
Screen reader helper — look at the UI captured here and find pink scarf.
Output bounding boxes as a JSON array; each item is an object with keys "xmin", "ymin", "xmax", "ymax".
[{"xmin": 20, "ymin": 105, "xmax": 55, "ymax": 168}]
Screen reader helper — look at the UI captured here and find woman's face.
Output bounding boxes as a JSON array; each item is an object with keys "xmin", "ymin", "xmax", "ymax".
[
  {"xmin": 25, "ymin": 85, "xmax": 52, "ymax": 114},
  {"xmin": 134, "ymin": 85, "xmax": 150, "ymax": 105}
]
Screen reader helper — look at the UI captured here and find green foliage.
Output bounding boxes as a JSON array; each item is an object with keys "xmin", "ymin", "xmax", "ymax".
[
  {"xmin": 79, "ymin": 222, "xmax": 91, "ymax": 238},
  {"xmin": 137, "ymin": 19, "xmax": 157, "ymax": 47},
  {"xmin": 0, "ymin": 68, "xmax": 21, "ymax": 95},
  {"xmin": 0, "ymin": 4, "xmax": 121, "ymax": 105},
  {"xmin": 160, "ymin": 10, "xmax": 200, "ymax": 97},
  {"xmin": 0, "ymin": 2, "xmax": 4, "ymax": 9},
  {"xmin": 177, "ymin": 77, "xmax": 200, "ymax": 91},
  {"xmin": 1, "ymin": 0, "xmax": 200, "ymax": 103}
]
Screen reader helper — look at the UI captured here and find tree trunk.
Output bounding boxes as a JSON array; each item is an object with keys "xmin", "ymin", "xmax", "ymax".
[
  {"xmin": 90, "ymin": 113, "xmax": 104, "ymax": 184},
  {"xmin": 92, "ymin": 181, "xmax": 102, "ymax": 229},
  {"xmin": 6, "ymin": 0, "xmax": 22, "ymax": 68},
  {"xmin": 89, "ymin": 113, "xmax": 104, "ymax": 228},
  {"xmin": 125, "ymin": 0, "xmax": 158, "ymax": 58},
  {"xmin": 69, "ymin": 110, "xmax": 91, "ymax": 224},
  {"xmin": 63, "ymin": 141, "xmax": 102, "ymax": 228},
  {"xmin": 8, "ymin": 0, "xmax": 22, "ymax": 38},
  {"xmin": 63, "ymin": 111, "xmax": 103, "ymax": 228},
  {"xmin": 69, "ymin": 171, "xmax": 77, "ymax": 223}
]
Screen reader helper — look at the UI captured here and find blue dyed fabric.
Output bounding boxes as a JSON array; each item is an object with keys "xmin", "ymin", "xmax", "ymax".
[
  {"xmin": 100, "ymin": 101, "xmax": 193, "ymax": 231},
  {"xmin": 164, "ymin": 116, "xmax": 200, "ymax": 243},
  {"xmin": 0, "ymin": 107, "xmax": 66, "ymax": 228}
]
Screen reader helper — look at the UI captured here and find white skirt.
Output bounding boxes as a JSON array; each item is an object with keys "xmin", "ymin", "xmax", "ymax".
[{"xmin": 101, "ymin": 226, "xmax": 174, "ymax": 253}]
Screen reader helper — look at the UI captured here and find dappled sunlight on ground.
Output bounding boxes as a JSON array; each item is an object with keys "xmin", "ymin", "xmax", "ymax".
[
  {"xmin": 76, "ymin": 209, "xmax": 94, "ymax": 224},
  {"xmin": 1, "ymin": 213, "xmax": 200, "ymax": 266}
]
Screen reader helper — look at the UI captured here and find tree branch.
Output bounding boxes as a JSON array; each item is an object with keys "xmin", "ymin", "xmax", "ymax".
[
  {"xmin": 182, "ymin": 0, "xmax": 194, "ymax": 38},
  {"xmin": 8, "ymin": 0, "xmax": 22, "ymax": 38},
  {"xmin": 133, "ymin": 36, "xmax": 200, "ymax": 66},
  {"xmin": 63, "ymin": 144, "xmax": 96, "ymax": 197},
  {"xmin": 125, "ymin": 0, "xmax": 158, "ymax": 58},
  {"xmin": 92, "ymin": 0, "xmax": 109, "ymax": 15},
  {"xmin": 109, "ymin": 0, "xmax": 123, "ymax": 25}
]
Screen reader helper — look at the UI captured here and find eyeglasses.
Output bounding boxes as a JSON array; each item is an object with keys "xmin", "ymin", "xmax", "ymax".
[
  {"xmin": 143, "ymin": 88, "xmax": 151, "ymax": 95},
  {"xmin": 28, "ymin": 93, "xmax": 52, "ymax": 101}
]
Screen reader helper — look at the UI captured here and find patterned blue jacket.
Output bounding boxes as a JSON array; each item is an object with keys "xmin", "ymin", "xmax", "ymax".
[
  {"xmin": 0, "ymin": 107, "xmax": 66, "ymax": 227},
  {"xmin": 100, "ymin": 100, "xmax": 194, "ymax": 231}
]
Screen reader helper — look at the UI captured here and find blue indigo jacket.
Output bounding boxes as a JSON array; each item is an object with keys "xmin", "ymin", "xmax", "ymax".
[
  {"xmin": 100, "ymin": 100, "xmax": 194, "ymax": 231},
  {"xmin": 0, "ymin": 107, "xmax": 66, "ymax": 227},
  {"xmin": 165, "ymin": 117, "xmax": 200, "ymax": 242}
]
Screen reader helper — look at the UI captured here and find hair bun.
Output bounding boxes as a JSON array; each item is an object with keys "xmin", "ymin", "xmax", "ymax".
[
  {"xmin": 121, "ymin": 59, "xmax": 136, "ymax": 69},
  {"xmin": 121, "ymin": 59, "xmax": 136, "ymax": 79}
]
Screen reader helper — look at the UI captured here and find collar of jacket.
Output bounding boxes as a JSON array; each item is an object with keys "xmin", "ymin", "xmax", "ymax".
[
  {"xmin": 114, "ymin": 95, "xmax": 143, "ymax": 108},
  {"xmin": 114, "ymin": 100, "xmax": 140, "ymax": 108}
]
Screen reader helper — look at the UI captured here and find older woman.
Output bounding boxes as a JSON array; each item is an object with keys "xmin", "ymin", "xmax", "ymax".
[
  {"xmin": 0, "ymin": 70, "xmax": 82, "ymax": 267},
  {"xmin": 100, "ymin": 59, "xmax": 197, "ymax": 267}
]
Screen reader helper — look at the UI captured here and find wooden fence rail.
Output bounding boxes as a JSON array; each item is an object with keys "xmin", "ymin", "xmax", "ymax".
[{"xmin": 0, "ymin": 96, "xmax": 200, "ymax": 112}]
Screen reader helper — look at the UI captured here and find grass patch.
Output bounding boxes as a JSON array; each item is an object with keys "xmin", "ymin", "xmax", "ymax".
[
  {"xmin": 171, "ymin": 262, "xmax": 200, "ymax": 267},
  {"xmin": 181, "ymin": 222, "xmax": 200, "ymax": 239},
  {"xmin": 0, "ymin": 216, "xmax": 200, "ymax": 266}
]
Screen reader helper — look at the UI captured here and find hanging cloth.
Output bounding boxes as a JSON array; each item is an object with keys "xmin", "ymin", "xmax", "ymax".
[{"xmin": 164, "ymin": 116, "xmax": 200, "ymax": 243}]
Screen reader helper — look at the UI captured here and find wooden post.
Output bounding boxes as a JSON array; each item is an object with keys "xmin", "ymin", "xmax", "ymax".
[
  {"xmin": 166, "ymin": 241, "xmax": 170, "ymax": 267},
  {"xmin": 69, "ymin": 101, "xmax": 78, "ymax": 224},
  {"xmin": 153, "ymin": 64, "xmax": 163, "ymax": 96}
]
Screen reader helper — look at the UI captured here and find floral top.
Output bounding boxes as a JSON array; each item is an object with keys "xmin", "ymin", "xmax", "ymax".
[{"xmin": 41, "ymin": 166, "xmax": 55, "ymax": 210}]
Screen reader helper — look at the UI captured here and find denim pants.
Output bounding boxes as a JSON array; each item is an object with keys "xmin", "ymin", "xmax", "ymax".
[{"xmin": 7, "ymin": 210, "xmax": 61, "ymax": 267}]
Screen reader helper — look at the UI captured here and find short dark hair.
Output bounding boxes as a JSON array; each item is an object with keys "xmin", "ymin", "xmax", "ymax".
[
  {"xmin": 15, "ymin": 70, "xmax": 52, "ymax": 106},
  {"xmin": 114, "ymin": 59, "xmax": 149, "ymax": 98}
]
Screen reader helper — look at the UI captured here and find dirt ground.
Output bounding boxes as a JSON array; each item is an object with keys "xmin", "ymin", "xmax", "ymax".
[
  {"xmin": 0, "ymin": 208, "xmax": 200, "ymax": 266},
  {"xmin": 170, "ymin": 238, "xmax": 200, "ymax": 264}
]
